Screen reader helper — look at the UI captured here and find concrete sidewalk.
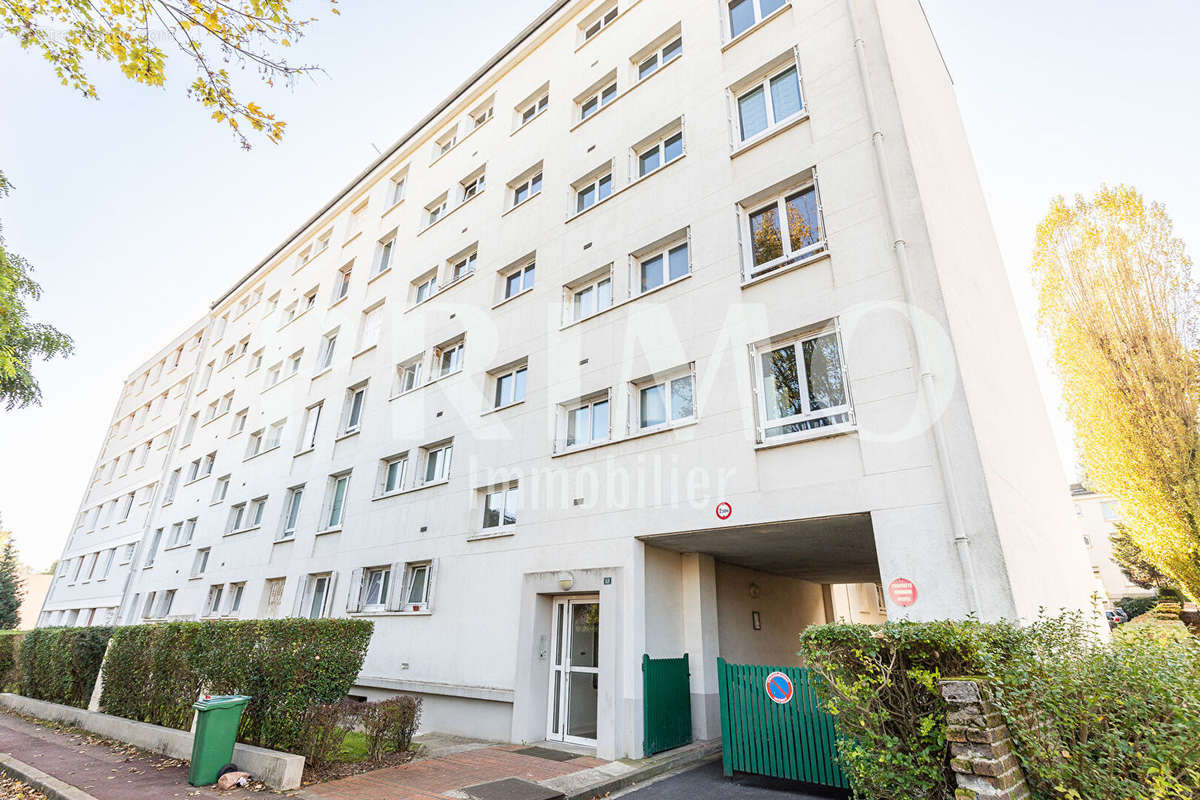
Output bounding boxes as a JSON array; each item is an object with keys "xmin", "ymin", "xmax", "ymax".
[{"xmin": 0, "ymin": 710, "xmax": 285, "ymax": 800}]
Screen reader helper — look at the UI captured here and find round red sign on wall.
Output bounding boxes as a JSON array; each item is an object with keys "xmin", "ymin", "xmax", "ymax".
[
  {"xmin": 715, "ymin": 502, "xmax": 733, "ymax": 520},
  {"xmin": 888, "ymin": 578, "xmax": 918, "ymax": 607}
]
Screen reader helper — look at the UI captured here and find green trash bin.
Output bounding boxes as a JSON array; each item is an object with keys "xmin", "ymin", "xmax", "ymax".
[{"xmin": 188, "ymin": 694, "xmax": 251, "ymax": 786}]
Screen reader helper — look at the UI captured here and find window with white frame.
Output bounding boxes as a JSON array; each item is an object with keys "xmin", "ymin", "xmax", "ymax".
[
  {"xmin": 167, "ymin": 521, "xmax": 183, "ymax": 548},
  {"xmin": 434, "ymin": 338, "xmax": 465, "ymax": 378},
  {"xmin": 247, "ymin": 349, "xmax": 263, "ymax": 374},
  {"xmin": 157, "ymin": 589, "xmax": 176, "ymax": 618},
  {"xmin": 221, "ymin": 345, "xmax": 235, "ymax": 368},
  {"xmin": 510, "ymin": 165, "xmax": 543, "ymax": 208},
  {"xmin": 118, "ymin": 492, "xmax": 134, "ymax": 521},
  {"xmin": 187, "ymin": 458, "xmax": 201, "ymax": 482},
  {"xmin": 517, "ymin": 87, "xmax": 549, "ymax": 127},
  {"xmin": 296, "ymin": 245, "xmax": 313, "ymax": 269},
  {"xmin": 213, "ymin": 474, "xmax": 230, "ymax": 503},
  {"xmin": 247, "ymin": 496, "xmax": 267, "ymax": 528},
  {"xmin": 635, "ymin": 124, "xmax": 684, "ymax": 178},
  {"xmin": 341, "ymin": 383, "xmax": 367, "ymax": 435},
  {"xmin": 460, "ymin": 168, "xmax": 486, "ymax": 202},
  {"xmin": 421, "ymin": 441, "xmax": 453, "ymax": 485},
  {"xmin": 282, "ymin": 300, "xmax": 298, "ymax": 325},
  {"xmin": 164, "ymin": 468, "xmax": 181, "ymax": 504},
  {"xmin": 449, "ymin": 249, "xmax": 477, "ymax": 283},
  {"xmin": 502, "ymin": 258, "xmax": 536, "ymax": 301},
  {"xmin": 635, "ymin": 32, "xmax": 682, "ymax": 82},
  {"xmin": 740, "ymin": 175, "xmax": 824, "ymax": 279},
  {"xmin": 566, "ymin": 267, "xmax": 613, "ymax": 323},
  {"xmin": 424, "ymin": 193, "xmax": 448, "ymax": 226},
  {"xmin": 636, "ymin": 237, "xmax": 690, "ymax": 294},
  {"xmin": 228, "ymin": 502, "xmax": 247, "ymax": 532},
  {"xmin": 728, "ymin": 0, "xmax": 788, "ymax": 39},
  {"xmin": 577, "ymin": 76, "xmax": 617, "ymax": 122},
  {"xmin": 99, "ymin": 548, "xmax": 115, "ymax": 579},
  {"xmin": 752, "ymin": 324, "xmax": 851, "ymax": 440},
  {"xmin": 192, "ymin": 548, "xmax": 210, "ymax": 578},
  {"xmin": 333, "ymin": 262, "xmax": 353, "ymax": 302},
  {"xmin": 394, "ymin": 355, "xmax": 422, "ymax": 395},
  {"xmin": 303, "ymin": 287, "xmax": 319, "ymax": 311},
  {"xmin": 401, "ymin": 562, "xmax": 432, "ymax": 610},
  {"xmin": 631, "ymin": 364, "xmax": 695, "ymax": 430},
  {"xmin": 141, "ymin": 592, "xmax": 156, "ymax": 619},
  {"xmin": 266, "ymin": 419, "xmax": 286, "ymax": 450},
  {"xmin": 482, "ymin": 484, "xmax": 519, "ymax": 529},
  {"xmin": 734, "ymin": 56, "xmax": 804, "ymax": 143},
  {"xmin": 202, "ymin": 452, "xmax": 216, "ymax": 476},
  {"xmin": 246, "ymin": 429, "xmax": 265, "ymax": 458},
  {"xmin": 323, "ymin": 473, "xmax": 350, "ymax": 530},
  {"xmin": 265, "ymin": 362, "xmax": 282, "ymax": 388},
  {"xmin": 183, "ymin": 517, "xmax": 197, "ymax": 544},
  {"xmin": 358, "ymin": 303, "xmax": 384, "ymax": 351},
  {"xmin": 434, "ymin": 127, "xmax": 457, "ymax": 158},
  {"xmin": 574, "ymin": 166, "xmax": 613, "ymax": 213},
  {"xmin": 413, "ymin": 269, "xmax": 438, "ymax": 304},
  {"xmin": 471, "ymin": 99, "xmax": 494, "ymax": 128},
  {"xmin": 379, "ymin": 454, "xmax": 408, "ymax": 495},
  {"xmin": 213, "ymin": 314, "xmax": 228, "ymax": 340},
  {"xmin": 388, "ymin": 172, "xmax": 407, "ymax": 206},
  {"xmin": 302, "ymin": 573, "xmax": 333, "ymax": 619},
  {"xmin": 265, "ymin": 291, "xmax": 280, "ymax": 316},
  {"xmin": 317, "ymin": 330, "xmax": 338, "ymax": 371},
  {"xmin": 182, "ymin": 412, "xmax": 199, "ymax": 446},
  {"xmin": 288, "ymin": 349, "xmax": 303, "ymax": 376},
  {"xmin": 231, "ymin": 409, "xmax": 248, "ymax": 435},
  {"xmin": 218, "ymin": 391, "xmax": 234, "ymax": 416},
  {"xmin": 581, "ymin": 0, "xmax": 618, "ymax": 41},
  {"xmin": 225, "ymin": 582, "xmax": 245, "ymax": 615},
  {"xmin": 353, "ymin": 566, "xmax": 391, "ymax": 612},
  {"xmin": 280, "ymin": 485, "xmax": 304, "ymax": 539},
  {"xmin": 492, "ymin": 362, "xmax": 528, "ymax": 408},
  {"xmin": 299, "ymin": 402, "xmax": 322, "ymax": 452},
  {"xmin": 204, "ymin": 584, "xmax": 224, "ymax": 616},
  {"xmin": 373, "ymin": 236, "xmax": 394, "ymax": 277}
]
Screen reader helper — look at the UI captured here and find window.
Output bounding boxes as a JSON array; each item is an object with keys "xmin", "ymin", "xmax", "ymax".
[
  {"xmin": 157, "ymin": 589, "xmax": 176, "ymax": 618},
  {"xmin": 471, "ymin": 101, "xmax": 494, "ymax": 128},
  {"xmin": 394, "ymin": 356, "xmax": 422, "ymax": 395},
  {"xmin": 518, "ymin": 91, "xmax": 549, "ymax": 126},
  {"xmin": 202, "ymin": 452, "xmax": 216, "ymax": 476},
  {"xmin": 213, "ymin": 314, "xmax": 229, "ymax": 340},
  {"xmin": 736, "ymin": 61, "xmax": 804, "ymax": 142},
  {"xmin": 204, "ymin": 584, "xmax": 224, "ymax": 616},
  {"xmin": 359, "ymin": 304, "xmax": 384, "ymax": 351},
  {"xmin": 118, "ymin": 492, "xmax": 134, "ymax": 521},
  {"xmin": 318, "ymin": 331, "xmax": 338, "ymax": 371},
  {"xmin": 402, "ymin": 562, "xmax": 431, "ymax": 610},
  {"xmin": 213, "ymin": 475, "xmax": 230, "ymax": 503},
  {"xmin": 265, "ymin": 362, "xmax": 282, "ymax": 388},
  {"xmin": 135, "ymin": 441, "xmax": 151, "ymax": 468},
  {"xmin": 742, "ymin": 179, "xmax": 823, "ymax": 278},
  {"xmin": 425, "ymin": 194, "xmax": 448, "ymax": 226},
  {"xmin": 633, "ymin": 365, "xmax": 695, "ymax": 430},
  {"xmin": 324, "ymin": 473, "xmax": 350, "ymax": 530},
  {"xmin": 265, "ymin": 292, "xmax": 280, "ymax": 316},
  {"xmin": 482, "ymin": 484, "xmax": 519, "ymax": 528},
  {"xmin": 248, "ymin": 496, "xmax": 267, "ymax": 528},
  {"xmin": 205, "ymin": 399, "xmax": 220, "ymax": 422},
  {"xmin": 247, "ymin": 349, "xmax": 263, "ymax": 374},
  {"xmin": 753, "ymin": 325, "xmax": 851, "ymax": 439},
  {"xmin": 266, "ymin": 419, "xmax": 285, "ymax": 449},
  {"xmin": 246, "ymin": 429, "xmax": 265, "ymax": 458},
  {"xmin": 729, "ymin": 0, "xmax": 788, "ymax": 38},
  {"xmin": 636, "ymin": 35, "xmax": 682, "ymax": 81},
  {"xmin": 296, "ymin": 245, "xmax": 313, "ymax": 269},
  {"xmin": 567, "ymin": 269, "xmax": 613, "ymax": 322},
  {"xmin": 637, "ymin": 129, "xmax": 684, "ymax": 178},
  {"xmin": 231, "ymin": 409, "xmax": 248, "ymax": 435},
  {"xmin": 282, "ymin": 300, "xmax": 298, "ymax": 325},
  {"xmin": 575, "ymin": 169, "xmax": 613, "ymax": 213},
  {"xmin": 303, "ymin": 574, "xmax": 332, "ymax": 619},
  {"xmin": 334, "ymin": 262, "xmax": 353, "ymax": 301},
  {"xmin": 182, "ymin": 412, "xmax": 199, "ymax": 446},
  {"xmin": 422, "ymin": 442, "xmax": 453, "ymax": 485},
  {"xmin": 342, "ymin": 385, "xmax": 367, "ymax": 434},
  {"xmin": 435, "ymin": 127, "xmax": 457, "ymax": 157},
  {"xmin": 288, "ymin": 350, "xmax": 303, "ymax": 376},
  {"xmin": 637, "ymin": 240, "xmax": 690, "ymax": 293},
  {"xmin": 582, "ymin": 1, "xmax": 618, "ymax": 40},
  {"xmin": 460, "ymin": 170, "xmax": 485, "ymax": 202},
  {"xmin": 182, "ymin": 518, "xmax": 197, "ymax": 545},
  {"xmin": 304, "ymin": 287, "xmax": 319, "ymax": 311},
  {"xmin": 280, "ymin": 485, "xmax": 304, "ymax": 539},
  {"xmin": 145, "ymin": 528, "xmax": 162, "ymax": 566},
  {"xmin": 221, "ymin": 345, "xmax": 236, "ymax": 368},
  {"xmin": 218, "ymin": 391, "xmax": 234, "ymax": 415},
  {"xmin": 192, "ymin": 547, "xmax": 210, "ymax": 578},
  {"xmin": 503, "ymin": 260, "xmax": 536, "ymax": 300},
  {"xmin": 141, "ymin": 592, "xmax": 156, "ymax": 619},
  {"xmin": 511, "ymin": 169, "xmax": 542, "ymax": 208},
  {"xmin": 359, "ymin": 567, "xmax": 391, "ymax": 611},
  {"xmin": 315, "ymin": 230, "xmax": 331, "ymax": 254},
  {"xmin": 226, "ymin": 582, "xmax": 245, "ymax": 615},
  {"xmin": 450, "ymin": 251, "xmax": 477, "ymax": 282},
  {"xmin": 579, "ymin": 81, "xmax": 617, "ymax": 121},
  {"xmin": 493, "ymin": 363, "xmax": 528, "ymax": 408},
  {"xmin": 164, "ymin": 468, "xmax": 181, "ymax": 504},
  {"xmin": 187, "ymin": 459, "xmax": 201, "ymax": 482},
  {"xmin": 99, "ymin": 548, "xmax": 115, "ymax": 580},
  {"xmin": 389, "ymin": 173, "xmax": 407, "ymax": 205},
  {"xmin": 299, "ymin": 402, "xmax": 323, "ymax": 452},
  {"xmin": 413, "ymin": 271, "xmax": 438, "ymax": 304},
  {"xmin": 374, "ymin": 237, "xmax": 394, "ymax": 276},
  {"xmin": 380, "ymin": 455, "xmax": 408, "ymax": 495},
  {"xmin": 434, "ymin": 339, "xmax": 464, "ymax": 378},
  {"xmin": 228, "ymin": 502, "xmax": 247, "ymax": 532}
]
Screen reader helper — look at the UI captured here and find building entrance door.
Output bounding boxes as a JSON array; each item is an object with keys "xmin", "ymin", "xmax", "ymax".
[{"xmin": 546, "ymin": 596, "xmax": 600, "ymax": 745}]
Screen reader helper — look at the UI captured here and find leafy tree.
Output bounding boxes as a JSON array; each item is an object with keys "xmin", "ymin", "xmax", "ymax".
[
  {"xmin": 1032, "ymin": 185, "xmax": 1200, "ymax": 600},
  {"xmin": 1110, "ymin": 525, "xmax": 1173, "ymax": 590},
  {"xmin": 0, "ymin": 533, "xmax": 24, "ymax": 629},
  {"xmin": 0, "ymin": 0, "xmax": 338, "ymax": 148},
  {"xmin": 0, "ymin": 172, "xmax": 73, "ymax": 410}
]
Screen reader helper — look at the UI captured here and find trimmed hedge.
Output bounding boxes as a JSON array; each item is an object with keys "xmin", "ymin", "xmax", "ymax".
[
  {"xmin": 18, "ymin": 626, "xmax": 113, "ymax": 708},
  {"xmin": 100, "ymin": 618, "xmax": 373, "ymax": 753},
  {"xmin": 0, "ymin": 631, "xmax": 23, "ymax": 691}
]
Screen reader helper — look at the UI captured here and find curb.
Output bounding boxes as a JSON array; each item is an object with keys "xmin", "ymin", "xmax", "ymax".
[
  {"xmin": 0, "ymin": 752, "xmax": 100, "ymax": 800},
  {"xmin": 564, "ymin": 743, "xmax": 722, "ymax": 800}
]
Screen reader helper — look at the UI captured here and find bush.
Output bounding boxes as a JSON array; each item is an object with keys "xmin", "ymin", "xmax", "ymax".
[
  {"xmin": 1116, "ymin": 595, "xmax": 1158, "ymax": 619},
  {"xmin": 299, "ymin": 700, "xmax": 359, "ymax": 770},
  {"xmin": 0, "ymin": 631, "xmax": 23, "ymax": 691},
  {"xmin": 17, "ymin": 626, "xmax": 112, "ymax": 708},
  {"xmin": 100, "ymin": 618, "xmax": 372, "ymax": 753},
  {"xmin": 801, "ymin": 613, "xmax": 1200, "ymax": 800},
  {"xmin": 361, "ymin": 696, "xmax": 422, "ymax": 760}
]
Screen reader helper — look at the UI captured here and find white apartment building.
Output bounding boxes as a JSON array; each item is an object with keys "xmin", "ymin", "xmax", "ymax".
[
  {"xmin": 1071, "ymin": 484, "xmax": 1156, "ymax": 604},
  {"xmin": 41, "ymin": 0, "xmax": 1098, "ymax": 760}
]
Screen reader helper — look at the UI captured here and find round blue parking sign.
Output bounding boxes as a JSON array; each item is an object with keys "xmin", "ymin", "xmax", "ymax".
[{"xmin": 765, "ymin": 671, "xmax": 794, "ymax": 705}]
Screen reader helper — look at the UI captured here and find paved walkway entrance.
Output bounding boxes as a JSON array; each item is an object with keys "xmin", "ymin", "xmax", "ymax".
[{"xmin": 299, "ymin": 744, "xmax": 608, "ymax": 800}]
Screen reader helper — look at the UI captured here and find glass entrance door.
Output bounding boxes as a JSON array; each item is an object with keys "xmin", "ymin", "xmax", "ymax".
[{"xmin": 546, "ymin": 596, "xmax": 600, "ymax": 745}]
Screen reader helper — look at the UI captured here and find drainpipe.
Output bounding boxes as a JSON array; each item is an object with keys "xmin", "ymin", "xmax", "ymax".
[{"xmin": 845, "ymin": 0, "xmax": 982, "ymax": 615}]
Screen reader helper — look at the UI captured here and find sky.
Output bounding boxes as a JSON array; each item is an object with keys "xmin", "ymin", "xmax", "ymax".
[{"xmin": 0, "ymin": 0, "xmax": 1197, "ymax": 571}]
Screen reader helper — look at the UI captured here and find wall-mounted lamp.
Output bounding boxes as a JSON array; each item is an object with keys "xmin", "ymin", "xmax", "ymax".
[{"xmin": 558, "ymin": 571, "xmax": 574, "ymax": 592}]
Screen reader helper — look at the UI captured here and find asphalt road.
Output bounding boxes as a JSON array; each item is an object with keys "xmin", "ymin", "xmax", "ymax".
[{"xmin": 616, "ymin": 760, "xmax": 849, "ymax": 799}]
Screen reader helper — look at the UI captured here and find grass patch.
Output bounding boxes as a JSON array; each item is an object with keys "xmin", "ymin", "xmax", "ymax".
[{"xmin": 338, "ymin": 731, "xmax": 370, "ymax": 763}]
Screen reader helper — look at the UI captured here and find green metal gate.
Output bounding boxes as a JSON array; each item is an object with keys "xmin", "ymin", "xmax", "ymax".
[
  {"xmin": 642, "ymin": 653, "xmax": 693, "ymax": 756},
  {"xmin": 717, "ymin": 658, "xmax": 849, "ymax": 789}
]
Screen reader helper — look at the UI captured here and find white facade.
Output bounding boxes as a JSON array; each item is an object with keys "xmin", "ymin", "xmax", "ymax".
[
  {"xmin": 42, "ymin": 0, "xmax": 1097, "ymax": 760},
  {"xmin": 1071, "ymin": 484, "xmax": 1156, "ymax": 604}
]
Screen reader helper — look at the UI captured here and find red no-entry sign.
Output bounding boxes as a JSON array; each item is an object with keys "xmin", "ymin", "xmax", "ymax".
[{"xmin": 888, "ymin": 578, "xmax": 918, "ymax": 607}]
